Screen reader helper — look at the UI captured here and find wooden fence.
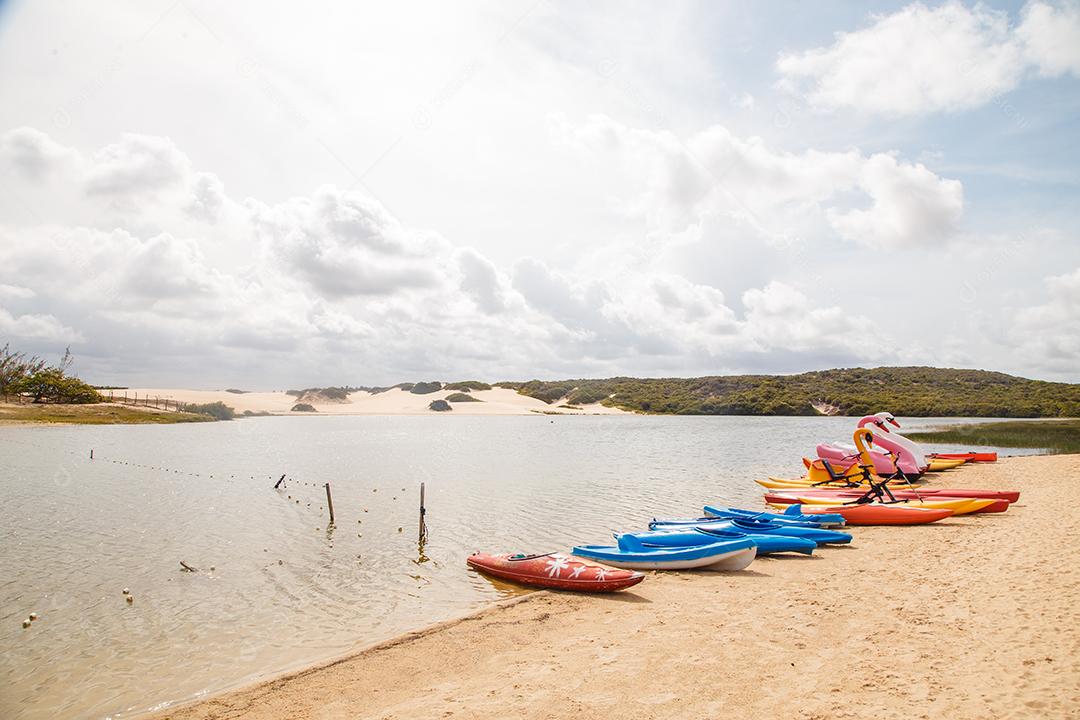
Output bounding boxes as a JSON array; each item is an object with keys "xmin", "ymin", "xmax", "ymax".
[{"xmin": 104, "ymin": 390, "xmax": 186, "ymax": 412}]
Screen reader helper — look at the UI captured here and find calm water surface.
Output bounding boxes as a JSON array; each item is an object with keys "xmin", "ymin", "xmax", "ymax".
[{"xmin": 0, "ymin": 415, "xmax": 1038, "ymax": 719}]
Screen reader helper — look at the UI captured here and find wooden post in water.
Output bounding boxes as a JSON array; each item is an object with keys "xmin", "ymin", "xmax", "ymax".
[
  {"xmin": 90, "ymin": 449, "xmax": 94, "ymax": 460},
  {"xmin": 324, "ymin": 483, "xmax": 335, "ymax": 525},
  {"xmin": 418, "ymin": 482, "xmax": 427, "ymax": 542}
]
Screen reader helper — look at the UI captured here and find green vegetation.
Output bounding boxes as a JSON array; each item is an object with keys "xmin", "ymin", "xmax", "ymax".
[
  {"xmin": 178, "ymin": 401, "xmax": 236, "ymax": 420},
  {"xmin": 242, "ymin": 410, "xmax": 272, "ymax": 417},
  {"xmin": 410, "ymin": 381, "xmax": 442, "ymax": 394},
  {"xmin": 291, "ymin": 403, "xmax": 317, "ymax": 412},
  {"xmin": 0, "ymin": 403, "xmax": 213, "ymax": 425},
  {"xmin": 907, "ymin": 419, "xmax": 1080, "ymax": 454},
  {"xmin": 287, "ymin": 386, "xmax": 351, "ymax": 400},
  {"xmin": 428, "ymin": 399, "xmax": 452, "ymax": 411},
  {"xmin": 445, "ymin": 392, "xmax": 480, "ymax": 402},
  {"xmin": 444, "ymin": 380, "xmax": 492, "ymax": 392},
  {"xmin": 506, "ymin": 367, "xmax": 1080, "ymax": 417},
  {"xmin": 1, "ymin": 345, "xmax": 102, "ymax": 404},
  {"xmin": 225, "ymin": 388, "xmax": 249, "ymax": 394}
]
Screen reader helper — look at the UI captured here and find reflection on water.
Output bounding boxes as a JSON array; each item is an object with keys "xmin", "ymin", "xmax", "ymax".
[{"xmin": 0, "ymin": 415, "xmax": 1035, "ymax": 719}]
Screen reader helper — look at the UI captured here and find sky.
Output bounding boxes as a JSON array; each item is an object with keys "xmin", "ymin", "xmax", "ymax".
[{"xmin": 0, "ymin": 0, "xmax": 1078, "ymax": 387}]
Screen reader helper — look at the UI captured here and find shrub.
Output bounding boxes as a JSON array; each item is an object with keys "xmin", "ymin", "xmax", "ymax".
[
  {"xmin": 446, "ymin": 392, "xmax": 480, "ymax": 402},
  {"xmin": 182, "ymin": 401, "xmax": 235, "ymax": 420},
  {"xmin": 444, "ymin": 380, "xmax": 491, "ymax": 392},
  {"xmin": 10, "ymin": 368, "xmax": 103, "ymax": 404},
  {"xmin": 410, "ymin": 381, "xmax": 442, "ymax": 394},
  {"xmin": 291, "ymin": 403, "xmax": 317, "ymax": 412},
  {"xmin": 428, "ymin": 399, "xmax": 452, "ymax": 411}
]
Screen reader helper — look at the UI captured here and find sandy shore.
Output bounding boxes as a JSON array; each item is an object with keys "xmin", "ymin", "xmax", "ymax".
[
  {"xmin": 146, "ymin": 453, "xmax": 1079, "ymax": 719},
  {"xmin": 122, "ymin": 387, "xmax": 626, "ymax": 416}
]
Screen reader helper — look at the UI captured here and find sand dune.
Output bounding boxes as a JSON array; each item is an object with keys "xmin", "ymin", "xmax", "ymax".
[{"xmin": 122, "ymin": 387, "xmax": 628, "ymax": 416}]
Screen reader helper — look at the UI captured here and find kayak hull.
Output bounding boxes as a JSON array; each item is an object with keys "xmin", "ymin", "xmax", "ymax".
[
  {"xmin": 766, "ymin": 487, "xmax": 1018, "ymax": 503},
  {"xmin": 702, "ymin": 504, "xmax": 847, "ymax": 528},
  {"xmin": 927, "ymin": 458, "xmax": 967, "ymax": 471},
  {"xmin": 572, "ymin": 539, "xmax": 757, "ymax": 571},
  {"xmin": 931, "ymin": 452, "xmax": 997, "ymax": 463},
  {"xmin": 774, "ymin": 503, "xmax": 955, "ymax": 526},
  {"xmin": 620, "ymin": 529, "xmax": 816, "ymax": 556},
  {"xmin": 764, "ymin": 493, "xmax": 996, "ymax": 515},
  {"xmin": 649, "ymin": 518, "xmax": 852, "ymax": 545},
  {"xmin": 466, "ymin": 552, "xmax": 645, "ymax": 592}
]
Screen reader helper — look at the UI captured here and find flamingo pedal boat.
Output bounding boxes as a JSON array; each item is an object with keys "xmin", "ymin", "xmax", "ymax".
[
  {"xmin": 769, "ymin": 503, "xmax": 954, "ymax": 526},
  {"xmin": 466, "ymin": 552, "xmax": 645, "ymax": 592}
]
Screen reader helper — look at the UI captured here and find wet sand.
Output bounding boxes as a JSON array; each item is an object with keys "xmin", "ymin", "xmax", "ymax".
[{"xmin": 149, "ymin": 454, "xmax": 1079, "ymax": 720}]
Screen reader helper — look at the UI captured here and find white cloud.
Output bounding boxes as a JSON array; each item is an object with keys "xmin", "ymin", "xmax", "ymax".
[
  {"xmin": 1019, "ymin": 0, "xmax": 1080, "ymax": 75},
  {"xmin": 553, "ymin": 114, "xmax": 963, "ymax": 248},
  {"xmin": 0, "ymin": 307, "xmax": 83, "ymax": 342},
  {"xmin": 777, "ymin": 1, "xmax": 1080, "ymax": 116},
  {"xmin": 84, "ymin": 133, "xmax": 191, "ymax": 196},
  {"xmin": 1011, "ymin": 266, "xmax": 1080, "ymax": 371},
  {"xmin": 826, "ymin": 153, "xmax": 963, "ymax": 246},
  {"xmin": 455, "ymin": 247, "xmax": 511, "ymax": 314},
  {"xmin": 0, "ymin": 284, "xmax": 35, "ymax": 300},
  {"xmin": 249, "ymin": 186, "xmax": 449, "ymax": 298},
  {"xmin": 185, "ymin": 172, "xmax": 227, "ymax": 224},
  {"xmin": 0, "ymin": 127, "xmax": 80, "ymax": 179}
]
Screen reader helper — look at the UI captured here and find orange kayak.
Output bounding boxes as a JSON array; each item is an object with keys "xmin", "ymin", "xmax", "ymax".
[{"xmin": 931, "ymin": 452, "xmax": 997, "ymax": 462}]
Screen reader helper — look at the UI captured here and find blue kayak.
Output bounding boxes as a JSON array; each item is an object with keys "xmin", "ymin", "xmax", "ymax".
[
  {"xmin": 703, "ymin": 505, "xmax": 847, "ymax": 528},
  {"xmin": 572, "ymin": 537, "xmax": 757, "ymax": 571},
  {"xmin": 649, "ymin": 517, "xmax": 852, "ymax": 545},
  {"xmin": 617, "ymin": 528, "xmax": 815, "ymax": 556}
]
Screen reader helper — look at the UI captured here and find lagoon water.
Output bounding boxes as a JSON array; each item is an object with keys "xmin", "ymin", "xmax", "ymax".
[{"xmin": 0, "ymin": 415, "xmax": 1038, "ymax": 719}]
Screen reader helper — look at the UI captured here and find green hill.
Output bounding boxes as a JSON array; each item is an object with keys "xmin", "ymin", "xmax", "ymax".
[{"xmin": 501, "ymin": 367, "xmax": 1080, "ymax": 417}]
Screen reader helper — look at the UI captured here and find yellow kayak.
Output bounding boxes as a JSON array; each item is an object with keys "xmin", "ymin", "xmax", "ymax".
[
  {"xmin": 770, "ymin": 496, "xmax": 994, "ymax": 515},
  {"xmin": 927, "ymin": 458, "xmax": 967, "ymax": 471}
]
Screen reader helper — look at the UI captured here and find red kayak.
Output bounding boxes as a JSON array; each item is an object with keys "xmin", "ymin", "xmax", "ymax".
[
  {"xmin": 931, "ymin": 452, "xmax": 997, "ymax": 463},
  {"xmin": 467, "ymin": 552, "xmax": 645, "ymax": 592},
  {"xmin": 764, "ymin": 491, "xmax": 1010, "ymax": 514},
  {"xmin": 769, "ymin": 487, "xmax": 1018, "ymax": 502},
  {"xmin": 789, "ymin": 504, "xmax": 954, "ymax": 525}
]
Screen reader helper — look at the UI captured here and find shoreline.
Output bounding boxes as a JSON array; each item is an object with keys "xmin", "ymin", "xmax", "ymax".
[{"xmin": 147, "ymin": 454, "xmax": 1079, "ymax": 720}]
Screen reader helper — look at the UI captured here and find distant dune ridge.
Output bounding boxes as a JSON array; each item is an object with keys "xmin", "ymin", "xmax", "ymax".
[
  {"xmin": 127, "ymin": 367, "xmax": 1080, "ymax": 418},
  {"xmin": 123, "ymin": 386, "xmax": 627, "ymax": 416}
]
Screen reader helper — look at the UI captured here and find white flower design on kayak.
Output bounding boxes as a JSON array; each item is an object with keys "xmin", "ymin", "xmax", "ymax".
[
  {"xmin": 545, "ymin": 556, "xmax": 571, "ymax": 577},
  {"xmin": 569, "ymin": 564, "xmax": 587, "ymax": 578},
  {"xmin": 594, "ymin": 567, "xmax": 610, "ymax": 581}
]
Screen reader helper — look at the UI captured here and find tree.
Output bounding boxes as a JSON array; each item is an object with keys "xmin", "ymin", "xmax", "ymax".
[
  {"xmin": 0, "ymin": 343, "xmax": 47, "ymax": 398},
  {"xmin": 2, "ymin": 344, "xmax": 101, "ymax": 403}
]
